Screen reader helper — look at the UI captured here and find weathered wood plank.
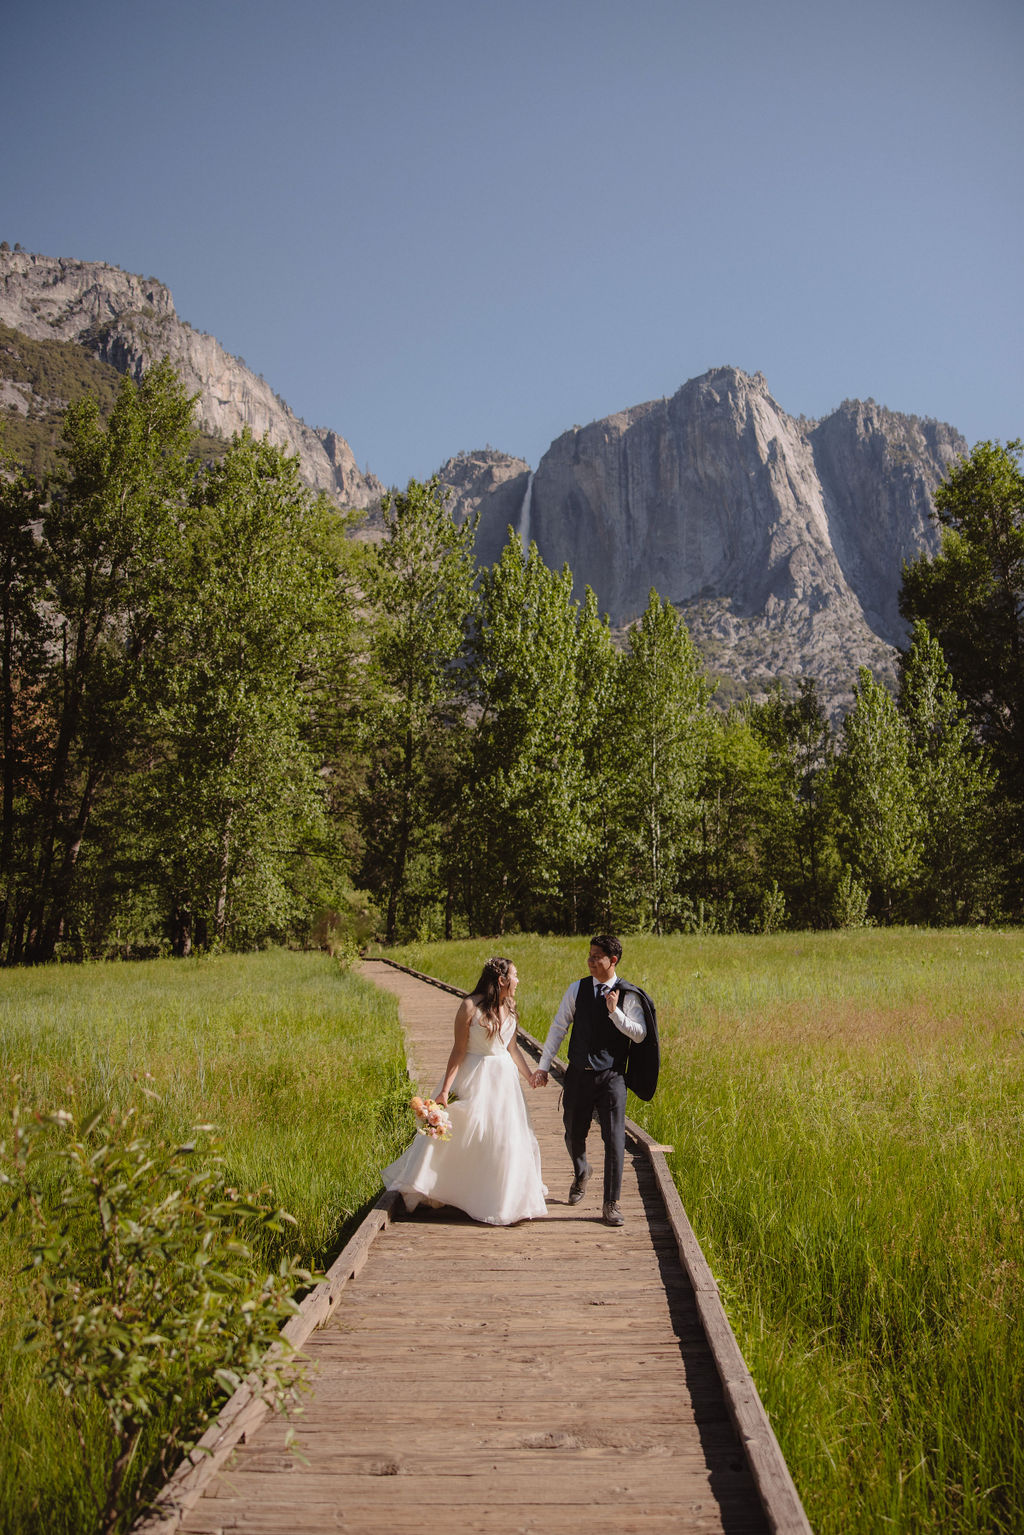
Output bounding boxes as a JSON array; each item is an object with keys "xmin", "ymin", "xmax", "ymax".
[
  {"xmin": 199, "ymin": 1467, "xmax": 757, "ymax": 1501},
  {"xmin": 247, "ymin": 1419, "xmax": 746, "ymax": 1449},
  {"xmin": 181, "ymin": 1505, "xmax": 768, "ymax": 1535}
]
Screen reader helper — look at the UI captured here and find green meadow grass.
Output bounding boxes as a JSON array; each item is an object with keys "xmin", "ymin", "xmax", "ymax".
[
  {"xmin": 387, "ymin": 930, "xmax": 1024, "ymax": 1535},
  {"xmin": 0, "ymin": 949, "xmax": 410, "ymax": 1535}
]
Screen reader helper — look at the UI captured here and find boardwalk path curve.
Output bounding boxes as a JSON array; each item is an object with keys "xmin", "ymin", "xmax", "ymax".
[{"xmin": 157, "ymin": 959, "xmax": 810, "ymax": 1535}]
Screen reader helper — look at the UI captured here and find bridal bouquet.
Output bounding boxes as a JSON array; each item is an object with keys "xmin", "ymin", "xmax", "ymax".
[{"xmin": 410, "ymin": 1095, "xmax": 452, "ymax": 1141}]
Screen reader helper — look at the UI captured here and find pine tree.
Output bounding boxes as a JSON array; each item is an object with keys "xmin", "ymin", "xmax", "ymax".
[
  {"xmin": 460, "ymin": 535, "xmax": 604, "ymax": 934},
  {"xmin": 19, "ymin": 361, "xmax": 197, "ymax": 961},
  {"xmin": 361, "ymin": 478, "xmax": 477, "ymax": 943},
  {"xmin": 900, "ymin": 439, "xmax": 1024, "ymax": 901},
  {"xmin": 568, "ymin": 585, "xmax": 619, "ymax": 932},
  {"xmin": 898, "ymin": 621, "xmax": 996, "ymax": 921},
  {"xmin": 694, "ymin": 713, "xmax": 782, "ymax": 931},
  {"xmin": 748, "ymin": 679, "xmax": 838, "ymax": 928},
  {"xmin": 610, "ymin": 592, "xmax": 713, "ymax": 933},
  {"xmin": 831, "ymin": 668, "xmax": 922, "ymax": 922}
]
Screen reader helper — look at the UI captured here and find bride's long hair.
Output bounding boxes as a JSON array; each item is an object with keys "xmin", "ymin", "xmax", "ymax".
[{"xmin": 471, "ymin": 956, "xmax": 516, "ymax": 1036}]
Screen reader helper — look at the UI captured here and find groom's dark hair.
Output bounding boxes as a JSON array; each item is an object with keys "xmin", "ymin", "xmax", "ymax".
[{"xmin": 590, "ymin": 933, "xmax": 622, "ymax": 963}]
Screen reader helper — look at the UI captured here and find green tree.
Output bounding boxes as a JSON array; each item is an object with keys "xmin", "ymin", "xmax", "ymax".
[
  {"xmin": 565, "ymin": 585, "xmax": 619, "ymax": 933},
  {"xmin": 0, "ymin": 365, "xmax": 374, "ymax": 961},
  {"xmin": 361, "ymin": 478, "xmax": 477, "ymax": 943},
  {"xmin": 0, "ymin": 464, "xmax": 48, "ymax": 957},
  {"xmin": 900, "ymin": 439, "xmax": 1024, "ymax": 797},
  {"xmin": 610, "ymin": 592, "xmax": 714, "ymax": 933},
  {"xmin": 831, "ymin": 667, "xmax": 922, "ymax": 921},
  {"xmin": 460, "ymin": 535, "xmax": 607, "ymax": 935},
  {"xmin": 143, "ymin": 431, "xmax": 350, "ymax": 953},
  {"xmin": 17, "ymin": 361, "xmax": 197, "ymax": 962},
  {"xmin": 747, "ymin": 679, "xmax": 838, "ymax": 928},
  {"xmin": 693, "ymin": 712, "xmax": 782, "ymax": 931},
  {"xmin": 898, "ymin": 620, "xmax": 996, "ymax": 922}
]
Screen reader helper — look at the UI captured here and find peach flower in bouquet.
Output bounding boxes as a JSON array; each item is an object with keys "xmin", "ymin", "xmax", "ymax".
[{"xmin": 411, "ymin": 1095, "xmax": 452, "ymax": 1141}]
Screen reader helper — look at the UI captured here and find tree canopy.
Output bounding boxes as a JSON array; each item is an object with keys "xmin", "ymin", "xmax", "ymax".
[
  {"xmin": 0, "ymin": 366, "xmax": 1014, "ymax": 958},
  {"xmin": 901, "ymin": 438, "xmax": 1023, "ymax": 898}
]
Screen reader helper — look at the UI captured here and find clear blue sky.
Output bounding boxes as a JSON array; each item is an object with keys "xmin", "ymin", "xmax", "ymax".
[{"xmin": 4, "ymin": 0, "xmax": 1021, "ymax": 488}]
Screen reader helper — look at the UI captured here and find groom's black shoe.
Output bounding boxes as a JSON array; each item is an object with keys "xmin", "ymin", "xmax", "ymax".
[
  {"xmin": 602, "ymin": 1201, "xmax": 624, "ymax": 1227},
  {"xmin": 567, "ymin": 1165, "xmax": 592, "ymax": 1204}
]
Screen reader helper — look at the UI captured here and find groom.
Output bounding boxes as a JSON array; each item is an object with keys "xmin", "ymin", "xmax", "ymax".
[{"xmin": 531, "ymin": 934, "xmax": 646, "ymax": 1227}]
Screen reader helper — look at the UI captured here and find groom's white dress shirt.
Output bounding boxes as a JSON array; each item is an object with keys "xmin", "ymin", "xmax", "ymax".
[{"xmin": 537, "ymin": 975, "xmax": 646, "ymax": 1073}]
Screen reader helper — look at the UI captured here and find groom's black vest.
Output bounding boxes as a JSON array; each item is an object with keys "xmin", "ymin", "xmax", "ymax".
[{"xmin": 567, "ymin": 977, "xmax": 631, "ymax": 1074}]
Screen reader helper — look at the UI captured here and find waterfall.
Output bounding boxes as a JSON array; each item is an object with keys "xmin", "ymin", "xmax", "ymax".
[{"xmin": 518, "ymin": 471, "xmax": 535, "ymax": 553}]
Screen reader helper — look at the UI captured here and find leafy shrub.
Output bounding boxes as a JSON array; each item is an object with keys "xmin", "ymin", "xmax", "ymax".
[
  {"xmin": 831, "ymin": 863, "xmax": 871, "ymax": 928},
  {"xmin": 1, "ymin": 1101, "xmax": 314, "ymax": 1534},
  {"xmin": 757, "ymin": 879, "xmax": 787, "ymax": 934}
]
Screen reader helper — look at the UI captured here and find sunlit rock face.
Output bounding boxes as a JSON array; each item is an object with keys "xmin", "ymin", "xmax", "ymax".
[
  {"xmin": 435, "ymin": 448, "xmax": 532, "ymax": 567},
  {"xmin": 0, "ymin": 250, "xmax": 383, "ymax": 509},
  {"xmin": 438, "ymin": 368, "xmax": 965, "ymax": 706}
]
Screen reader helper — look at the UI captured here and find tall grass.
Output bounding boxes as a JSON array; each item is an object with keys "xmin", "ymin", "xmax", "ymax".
[
  {"xmin": 0, "ymin": 949, "xmax": 410, "ymax": 1535},
  {"xmin": 387, "ymin": 930, "xmax": 1024, "ymax": 1535}
]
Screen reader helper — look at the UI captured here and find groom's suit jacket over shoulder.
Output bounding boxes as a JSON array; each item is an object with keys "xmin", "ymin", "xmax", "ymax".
[{"xmin": 616, "ymin": 982, "xmax": 660, "ymax": 1102}]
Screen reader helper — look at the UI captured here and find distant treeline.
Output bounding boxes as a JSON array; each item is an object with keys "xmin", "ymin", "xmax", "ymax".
[{"xmin": 0, "ymin": 362, "xmax": 1020, "ymax": 960}]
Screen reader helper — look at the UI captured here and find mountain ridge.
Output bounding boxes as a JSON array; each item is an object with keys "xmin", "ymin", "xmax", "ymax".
[
  {"xmin": 1, "ymin": 250, "xmax": 966, "ymax": 708},
  {"xmin": 436, "ymin": 366, "xmax": 965, "ymax": 705},
  {"xmin": 0, "ymin": 250, "xmax": 382, "ymax": 508}
]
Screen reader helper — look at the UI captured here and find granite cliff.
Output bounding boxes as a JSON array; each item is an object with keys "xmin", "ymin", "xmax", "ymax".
[
  {"xmin": 434, "ymin": 448, "xmax": 532, "ymax": 566},
  {"xmin": 437, "ymin": 368, "xmax": 965, "ymax": 703},
  {"xmin": 0, "ymin": 250, "xmax": 382, "ymax": 508}
]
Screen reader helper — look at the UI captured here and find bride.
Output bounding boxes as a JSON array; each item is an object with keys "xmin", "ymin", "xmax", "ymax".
[{"xmin": 382, "ymin": 957, "xmax": 548, "ymax": 1225}]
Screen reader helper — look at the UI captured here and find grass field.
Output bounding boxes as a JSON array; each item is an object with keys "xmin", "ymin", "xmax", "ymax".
[
  {"xmin": 0, "ymin": 949, "xmax": 410, "ymax": 1535},
  {"xmin": 386, "ymin": 930, "xmax": 1024, "ymax": 1535}
]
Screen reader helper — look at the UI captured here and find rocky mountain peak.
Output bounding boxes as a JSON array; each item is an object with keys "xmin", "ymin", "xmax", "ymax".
[
  {"xmin": 436, "ymin": 448, "xmax": 532, "ymax": 565},
  {"xmin": 436, "ymin": 366, "xmax": 967, "ymax": 709},
  {"xmin": 0, "ymin": 250, "xmax": 382, "ymax": 509}
]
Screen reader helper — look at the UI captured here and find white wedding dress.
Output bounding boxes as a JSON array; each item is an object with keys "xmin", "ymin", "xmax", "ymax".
[{"xmin": 382, "ymin": 1010, "xmax": 548, "ymax": 1225}]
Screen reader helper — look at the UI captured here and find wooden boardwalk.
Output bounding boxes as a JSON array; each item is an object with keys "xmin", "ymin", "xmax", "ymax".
[{"xmin": 153, "ymin": 959, "xmax": 809, "ymax": 1535}]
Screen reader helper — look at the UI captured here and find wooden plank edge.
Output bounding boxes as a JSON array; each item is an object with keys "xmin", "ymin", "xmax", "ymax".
[
  {"xmin": 369, "ymin": 955, "xmax": 811, "ymax": 1535},
  {"xmin": 368, "ymin": 954, "xmax": 466, "ymax": 998},
  {"xmin": 132, "ymin": 1188, "xmax": 403, "ymax": 1533},
  {"xmin": 639, "ymin": 1135, "xmax": 812, "ymax": 1535}
]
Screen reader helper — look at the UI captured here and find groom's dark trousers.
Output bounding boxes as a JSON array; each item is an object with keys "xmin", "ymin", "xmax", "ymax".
[
  {"xmin": 563, "ymin": 1065, "xmax": 626, "ymax": 1205},
  {"xmin": 562, "ymin": 977, "xmax": 629, "ymax": 1205}
]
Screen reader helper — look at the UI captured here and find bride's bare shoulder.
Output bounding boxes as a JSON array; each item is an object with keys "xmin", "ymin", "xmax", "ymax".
[{"xmin": 455, "ymin": 993, "xmax": 483, "ymax": 1025}]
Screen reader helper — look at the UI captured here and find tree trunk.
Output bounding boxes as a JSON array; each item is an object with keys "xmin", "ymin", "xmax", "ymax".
[
  {"xmin": 214, "ymin": 818, "xmax": 233, "ymax": 940},
  {"xmin": 27, "ymin": 758, "xmax": 104, "ymax": 963},
  {"xmin": 385, "ymin": 726, "xmax": 415, "ymax": 944},
  {"xmin": 172, "ymin": 902, "xmax": 193, "ymax": 957},
  {"xmin": 26, "ymin": 619, "xmax": 90, "ymax": 959},
  {"xmin": 5, "ymin": 901, "xmax": 28, "ymax": 965}
]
